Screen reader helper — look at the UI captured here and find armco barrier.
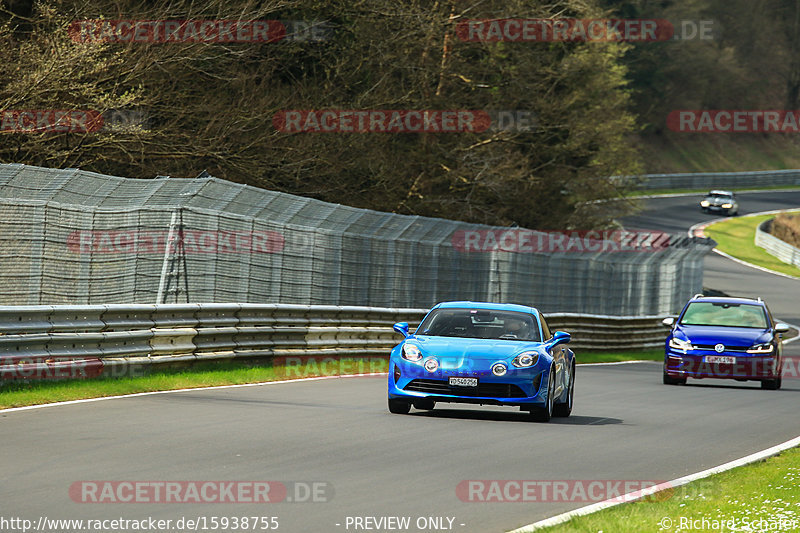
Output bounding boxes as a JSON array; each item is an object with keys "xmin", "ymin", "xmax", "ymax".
[
  {"xmin": 0, "ymin": 303, "xmax": 671, "ymax": 380},
  {"xmin": 755, "ymin": 219, "xmax": 800, "ymax": 269},
  {"xmin": 630, "ymin": 169, "xmax": 800, "ymax": 191}
]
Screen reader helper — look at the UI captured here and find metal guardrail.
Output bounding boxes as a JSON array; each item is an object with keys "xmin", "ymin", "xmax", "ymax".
[
  {"xmin": 755, "ymin": 219, "xmax": 800, "ymax": 270},
  {"xmin": 0, "ymin": 304, "xmax": 667, "ymax": 380},
  {"xmin": 630, "ymin": 169, "xmax": 800, "ymax": 191}
]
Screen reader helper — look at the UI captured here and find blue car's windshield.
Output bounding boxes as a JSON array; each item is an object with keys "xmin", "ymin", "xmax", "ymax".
[
  {"xmin": 679, "ymin": 302, "xmax": 768, "ymax": 329},
  {"xmin": 416, "ymin": 308, "xmax": 540, "ymax": 341}
]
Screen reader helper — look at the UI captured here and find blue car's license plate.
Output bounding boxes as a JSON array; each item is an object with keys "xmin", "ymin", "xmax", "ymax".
[{"xmin": 449, "ymin": 377, "xmax": 478, "ymax": 387}]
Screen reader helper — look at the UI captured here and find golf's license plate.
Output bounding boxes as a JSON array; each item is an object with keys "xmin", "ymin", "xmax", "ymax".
[
  {"xmin": 449, "ymin": 377, "xmax": 478, "ymax": 387},
  {"xmin": 705, "ymin": 355, "xmax": 736, "ymax": 364}
]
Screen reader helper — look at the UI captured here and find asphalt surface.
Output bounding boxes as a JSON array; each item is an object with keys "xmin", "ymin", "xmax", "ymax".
[{"xmin": 2, "ymin": 190, "xmax": 800, "ymax": 533}]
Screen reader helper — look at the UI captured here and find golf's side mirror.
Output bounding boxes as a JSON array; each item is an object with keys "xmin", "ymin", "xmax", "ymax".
[
  {"xmin": 662, "ymin": 317, "xmax": 675, "ymax": 328},
  {"xmin": 775, "ymin": 323, "xmax": 790, "ymax": 334}
]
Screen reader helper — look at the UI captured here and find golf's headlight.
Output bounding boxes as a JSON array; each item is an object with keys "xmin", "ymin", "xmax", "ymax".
[
  {"xmin": 747, "ymin": 342, "xmax": 774, "ymax": 354},
  {"xmin": 669, "ymin": 337, "xmax": 693, "ymax": 352},
  {"xmin": 491, "ymin": 363, "xmax": 507, "ymax": 376},
  {"xmin": 721, "ymin": 203, "xmax": 733, "ymax": 209},
  {"xmin": 700, "ymin": 200, "xmax": 710, "ymax": 207},
  {"xmin": 512, "ymin": 351, "xmax": 539, "ymax": 368},
  {"xmin": 402, "ymin": 344, "xmax": 422, "ymax": 362},
  {"xmin": 423, "ymin": 358, "xmax": 439, "ymax": 372}
]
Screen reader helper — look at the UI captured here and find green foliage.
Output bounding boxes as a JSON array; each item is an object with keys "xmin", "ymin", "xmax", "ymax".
[{"xmin": 1, "ymin": 0, "xmax": 644, "ymax": 228}]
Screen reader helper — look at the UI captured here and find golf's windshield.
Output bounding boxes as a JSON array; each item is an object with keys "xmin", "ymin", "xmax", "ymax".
[
  {"xmin": 416, "ymin": 308, "xmax": 540, "ymax": 341},
  {"xmin": 679, "ymin": 302, "xmax": 768, "ymax": 329}
]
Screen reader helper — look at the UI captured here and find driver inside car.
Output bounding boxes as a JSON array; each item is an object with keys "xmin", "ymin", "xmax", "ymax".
[{"xmin": 503, "ymin": 317, "xmax": 529, "ymax": 339}]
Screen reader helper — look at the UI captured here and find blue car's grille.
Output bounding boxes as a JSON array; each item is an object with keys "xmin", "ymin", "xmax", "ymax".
[{"xmin": 403, "ymin": 379, "xmax": 527, "ymax": 398}]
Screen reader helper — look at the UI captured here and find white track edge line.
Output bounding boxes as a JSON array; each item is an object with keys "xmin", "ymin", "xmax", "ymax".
[{"xmin": 508, "ymin": 433, "xmax": 800, "ymax": 533}]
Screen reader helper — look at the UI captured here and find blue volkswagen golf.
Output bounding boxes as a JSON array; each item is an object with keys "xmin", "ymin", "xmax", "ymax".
[
  {"xmin": 662, "ymin": 295, "xmax": 789, "ymax": 389},
  {"xmin": 387, "ymin": 301, "xmax": 575, "ymax": 422}
]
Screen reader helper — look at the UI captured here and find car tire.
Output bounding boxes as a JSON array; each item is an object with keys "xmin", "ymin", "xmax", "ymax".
[
  {"xmin": 413, "ymin": 399, "xmax": 435, "ymax": 410},
  {"xmin": 761, "ymin": 377, "xmax": 781, "ymax": 390},
  {"xmin": 529, "ymin": 366, "xmax": 555, "ymax": 422},
  {"xmin": 553, "ymin": 360, "xmax": 575, "ymax": 418},
  {"xmin": 388, "ymin": 398, "xmax": 411, "ymax": 414},
  {"xmin": 663, "ymin": 370, "xmax": 686, "ymax": 385}
]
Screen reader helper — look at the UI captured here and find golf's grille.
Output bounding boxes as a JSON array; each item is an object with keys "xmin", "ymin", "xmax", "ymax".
[
  {"xmin": 694, "ymin": 344, "xmax": 749, "ymax": 352},
  {"xmin": 403, "ymin": 379, "xmax": 526, "ymax": 398}
]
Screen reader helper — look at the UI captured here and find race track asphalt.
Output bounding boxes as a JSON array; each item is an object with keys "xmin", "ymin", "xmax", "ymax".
[{"xmin": 2, "ymin": 190, "xmax": 799, "ymax": 533}]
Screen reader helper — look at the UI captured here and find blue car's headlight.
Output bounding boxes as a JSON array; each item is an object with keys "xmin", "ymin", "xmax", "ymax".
[
  {"xmin": 512, "ymin": 351, "xmax": 539, "ymax": 368},
  {"xmin": 747, "ymin": 342, "xmax": 774, "ymax": 354},
  {"xmin": 669, "ymin": 337, "xmax": 693, "ymax": 352},
  {"xmin": 402, "ymin": 344, "xmax": 422, "ymax": 362}
]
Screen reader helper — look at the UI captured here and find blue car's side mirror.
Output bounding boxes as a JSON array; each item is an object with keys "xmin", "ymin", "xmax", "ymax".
[
  {"xmin": 393, "ymin": 322, "xmax": 410, "ymax": 338},
  {"xmin": 551, "ymin": 331, "xmax": 571, "ymax": 346}
]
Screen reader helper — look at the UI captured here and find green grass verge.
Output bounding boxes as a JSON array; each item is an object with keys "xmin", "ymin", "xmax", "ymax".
[
  {"xmin": 704, "ymin": 212, "xmax": 800, "ymax": 279},
  {"xmin": 0, "ymin": 351, "xmax": 661, "ymax": 410},
  {"xmin": 579, "ymin": 349, "xmax": 662, "ymax": 364},
  {"xmin": 537, "ymin": 445, "xmax": 800, "ymax": 533},
  {"xmin": 0, "ymin": 358, "xmax": 388, "ymax": 410}
]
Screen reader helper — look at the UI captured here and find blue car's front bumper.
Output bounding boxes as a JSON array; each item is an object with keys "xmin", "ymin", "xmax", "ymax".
[{"xmin": 388, "ymin": 358, "xmax": 548, "ymax": 407}]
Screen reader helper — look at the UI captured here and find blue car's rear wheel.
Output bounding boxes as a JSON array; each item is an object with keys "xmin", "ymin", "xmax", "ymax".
[
  {"xmin": 388, "ymin": 398, "xmax": 411, "ymax": 414},
  {"xmin": 553, "ymin": 360, "xmax": 575, "ymax": 417}
]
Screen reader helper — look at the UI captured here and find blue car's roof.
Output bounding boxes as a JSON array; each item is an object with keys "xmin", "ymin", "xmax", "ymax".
[
  {"xmin": 433, "ymin": 301, "xmax": 540, "ymax": 315},
  {"xmin": 686, "ymin": 296, "xmax": 765, "ymax": 307}
]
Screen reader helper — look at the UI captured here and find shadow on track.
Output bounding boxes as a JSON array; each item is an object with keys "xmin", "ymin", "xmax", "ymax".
[{"xmin": 408, "ymin": 408, "xmax": 623, "ymax": 425}]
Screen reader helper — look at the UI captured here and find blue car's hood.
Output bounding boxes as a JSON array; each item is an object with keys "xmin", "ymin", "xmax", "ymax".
[
  {"xmin": 409, "ymin": 335, "xmax": 541, "ymax": 361},
  {"xmin": 674, "ymin": 325, "xmax": 770, "ymax": 346}
]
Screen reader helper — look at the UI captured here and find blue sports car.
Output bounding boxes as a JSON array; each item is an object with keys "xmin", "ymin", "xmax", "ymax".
[
  {"xmin": 662, "ymin": 295, "xmax": 789, "ymax": 389},
  {"xmin": 388, "ymin": 301, "xmax": 575, "ymax": 422}
]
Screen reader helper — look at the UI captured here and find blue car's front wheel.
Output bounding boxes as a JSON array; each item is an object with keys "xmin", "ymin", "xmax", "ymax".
[
  {"xmin": 528, "ymin": 365, "xmax": 555, "ymax": 422},
  {"xmin": 388, "ymin": 398, "xmax": 411, "ymax": 414}
]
